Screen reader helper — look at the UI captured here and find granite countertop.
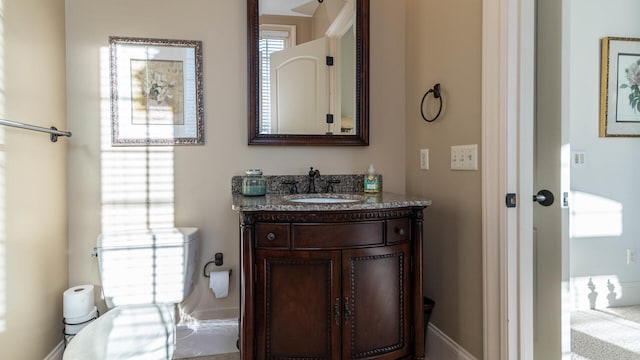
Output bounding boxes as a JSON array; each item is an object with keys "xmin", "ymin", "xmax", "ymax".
[{"xmin": 231, "ymin": 192, "xmax": 432, "ymax": 212}]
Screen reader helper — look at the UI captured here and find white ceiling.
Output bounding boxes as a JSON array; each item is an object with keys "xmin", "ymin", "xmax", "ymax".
[{"xmin": 259, "ymin": 0, "xmax": 320, "ymax": 17}]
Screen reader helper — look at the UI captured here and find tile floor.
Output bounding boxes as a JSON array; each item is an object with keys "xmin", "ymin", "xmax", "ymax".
[{"xmin": 182, "ymin": 354, "xmax": 239, "ymax": 360}]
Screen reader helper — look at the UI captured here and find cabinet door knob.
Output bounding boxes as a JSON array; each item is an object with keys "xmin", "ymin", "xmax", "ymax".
[
  {"xmin": 395, "ymin": 227, "xmax": 405, "ymax": 236},
  {"xmin": 266, "ymin": 232, "xmax": 276, "ymax": 241}
]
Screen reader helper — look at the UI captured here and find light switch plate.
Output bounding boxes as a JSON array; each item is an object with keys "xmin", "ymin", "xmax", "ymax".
[
  {"xmin": 451, "ymin": 144, "xmax": 478, "ymax": 170},
  {"xmin": 420, "ymin": 149, "xmax": 429, "ymax": 170}
]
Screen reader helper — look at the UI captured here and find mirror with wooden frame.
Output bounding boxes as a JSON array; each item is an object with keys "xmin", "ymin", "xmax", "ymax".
[{"xmin": 248, "ymin": 0, "xmax": 369, "ymax": 145}]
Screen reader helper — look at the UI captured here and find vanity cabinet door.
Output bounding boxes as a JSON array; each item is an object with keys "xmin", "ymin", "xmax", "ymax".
[
  {"xmin": 342, "ymin": 243, "xmax": 411, "ymax": 359},
  {"xmin": 255, "ymin": 249, "xmax": 342, "ymax": 360}
]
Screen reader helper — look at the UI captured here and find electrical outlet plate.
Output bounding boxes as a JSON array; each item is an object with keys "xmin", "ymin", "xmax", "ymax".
[
  {"xmin": 628, "ymin": 248, "xmax": 636, "ymax": 264},
  {"xmin": 572, "ymin": 151, "xmax": 586, "ymax": 168},
  {"xmin": 420, "ymin": 149, "xmax": 429, "ymax": 170},
  {"xmin": 451, "ymin": 144, "xmax": 478, "ymax": 170}
]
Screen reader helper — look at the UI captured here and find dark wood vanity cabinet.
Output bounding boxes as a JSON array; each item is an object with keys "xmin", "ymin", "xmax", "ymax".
[{"xmin": 239, "ymin": 209, "xmax": 425, "ymax": 360}]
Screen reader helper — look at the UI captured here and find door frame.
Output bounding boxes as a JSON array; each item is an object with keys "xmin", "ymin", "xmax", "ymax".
[{"xmin": 482, "ymin": 0, "xmax": 535, "ymax": 359}]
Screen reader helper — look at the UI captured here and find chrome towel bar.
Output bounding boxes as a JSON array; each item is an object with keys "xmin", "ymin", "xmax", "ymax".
[{"xmin": 0, "ymin": 118, "xmax": 72, "ymax": 142}]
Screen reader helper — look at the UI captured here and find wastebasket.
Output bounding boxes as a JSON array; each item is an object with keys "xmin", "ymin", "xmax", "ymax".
[{"xmin": 424, "ymin": 296, "xmax": 435, "ymax": 340}]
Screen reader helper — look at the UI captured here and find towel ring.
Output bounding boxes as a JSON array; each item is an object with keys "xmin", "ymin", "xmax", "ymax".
[{"xmin": 420, "ymin": 83, "xmax": 443, "ymax": 122}]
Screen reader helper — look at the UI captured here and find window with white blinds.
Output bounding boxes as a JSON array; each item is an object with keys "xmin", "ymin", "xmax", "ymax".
[{"xmin": 259, "ymin": 26, "xmax": 295, "ymax": 134}]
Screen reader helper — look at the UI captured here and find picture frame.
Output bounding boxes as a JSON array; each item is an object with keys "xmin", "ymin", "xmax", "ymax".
[
  {"xmin": 600, "ymin": 36, "xmax": 640, "ymax": 137},
  {"xmin": 110, "ymin": 36, "xmax": 204, "ymax": 145}
]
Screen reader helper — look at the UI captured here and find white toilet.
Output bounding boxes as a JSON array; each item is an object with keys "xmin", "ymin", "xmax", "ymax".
[{"xmin": 63, "ymin": 227, "xmax": 200, "ymax": 360}]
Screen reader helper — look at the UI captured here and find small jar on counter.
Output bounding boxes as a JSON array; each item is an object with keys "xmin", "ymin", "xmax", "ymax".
[{"xmin": 242, "ymin": 169, "xmax": 266, "ymax": 196}]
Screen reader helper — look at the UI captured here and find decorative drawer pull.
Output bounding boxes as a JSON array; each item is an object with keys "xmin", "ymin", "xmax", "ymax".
[
  {"xmin": 396, "ymin": 227, "xmax": 405, "ymax": 236},
  {"xmin": 334, "ymin": 297, "xmax": 341, "ymax": 325},
  {"xmin": 344, "ymin": 297, "xmax": 351, "ymax": 323},
  {"xmin": 266, "ymin": 232, "xmax": 276, "ymax": 241}
]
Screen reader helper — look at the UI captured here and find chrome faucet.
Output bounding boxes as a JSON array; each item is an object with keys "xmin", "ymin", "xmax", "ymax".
[{"xmin": 307, "ymin": 167, "xmax": 320, "ymax": 193}]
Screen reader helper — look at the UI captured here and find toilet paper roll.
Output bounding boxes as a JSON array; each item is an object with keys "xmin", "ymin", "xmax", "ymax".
[
  {"xmin": 209, "ymin": 270, "xmax": 230, "ymax": 299},
  {"xmin": 64, "ymin": 306, "xmax": 97, "ymax": 335},
  {"xmin": 63, "ymin": 285, "xmax": 95, "ymax": 318}
]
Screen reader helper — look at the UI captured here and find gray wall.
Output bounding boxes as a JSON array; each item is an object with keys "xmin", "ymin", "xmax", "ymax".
[{"xmin": 569, "ymin": 0, "xmax": 640, "ymax": 308}]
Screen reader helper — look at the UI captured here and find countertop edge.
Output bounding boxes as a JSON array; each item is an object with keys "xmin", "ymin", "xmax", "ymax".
[{"xmin": 231, "ymin": 192, "xmax": 432, "ymax": 212}]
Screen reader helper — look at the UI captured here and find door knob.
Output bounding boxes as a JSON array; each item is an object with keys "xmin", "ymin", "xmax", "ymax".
[{"xmin": 533, "ymin": 190, "xmax": 554, "ymax": 206}]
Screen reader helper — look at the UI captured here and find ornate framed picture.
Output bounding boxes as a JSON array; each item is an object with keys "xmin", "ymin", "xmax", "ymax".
[
  {"xmin": 110, "ymin": 36, "xmax": 204, "ymax": 145},
  {"xmin": 600, "ymin": 37, "xmax": 640, "ymax": 137}
]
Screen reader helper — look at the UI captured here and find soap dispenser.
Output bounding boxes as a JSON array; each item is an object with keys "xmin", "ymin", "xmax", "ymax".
[{"xmin": 364, "ymin": 164, "xmax": 380, "ymax": 193}]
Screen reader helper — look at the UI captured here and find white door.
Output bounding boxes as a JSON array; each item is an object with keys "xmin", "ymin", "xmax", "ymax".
[
  {"xmin": 482, "ymin": 0, "xmax": 571, "ymax": 358},
  {"xmin": 533, "ymin": 0, "xmax": 571, "ymax": 358},
  {"xmin": 270, "ymin": 37, "xmax": 328, "ymax": 134}
]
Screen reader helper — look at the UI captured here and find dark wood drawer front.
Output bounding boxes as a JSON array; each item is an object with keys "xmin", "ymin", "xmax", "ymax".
[
  {"xmin": 386, "ymin": 218, "xmax": 410, "ymax": 244},
  {"xmin": 292, "ymin": 221, "xmax": 384, "ymax": 249},
  {"xmin": 256, "ymin": 223, "xmax": 290, "ymax": 248}
]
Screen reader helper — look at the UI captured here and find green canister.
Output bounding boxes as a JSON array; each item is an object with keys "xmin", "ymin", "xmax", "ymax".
[{"xmin": 242, "ymin": 169, "xmax": 266, "ymax": 196}]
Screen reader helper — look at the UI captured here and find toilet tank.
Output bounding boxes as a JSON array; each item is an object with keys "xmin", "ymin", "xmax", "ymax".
[{"xmin": 96, "ymin": 227, "xmax": 200, "ymax": 308}]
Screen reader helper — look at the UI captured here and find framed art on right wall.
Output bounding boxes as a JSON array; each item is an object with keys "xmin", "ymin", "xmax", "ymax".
[{"xmin": 600, "ymin": 36, "xmax": 640, "ymax": 137}]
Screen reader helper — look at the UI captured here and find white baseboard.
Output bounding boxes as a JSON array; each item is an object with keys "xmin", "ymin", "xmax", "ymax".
[
  {"xmin": 608, "ymin": 281, "xmax": 640, "ymax": 307},
  {"xmin": 426, "ymin": 324, "xmax": 478, "ymax": 360},
  {"xmin": 187, "ymin": 307, "xmax": 239, "ymax": 321},
  {"xmin": 44, "ymin": 341, "xmax": 65, "ymax": 360},
  {"xmin": 571, "ymin": 276, "xmax": 640, "ymax": 309}
]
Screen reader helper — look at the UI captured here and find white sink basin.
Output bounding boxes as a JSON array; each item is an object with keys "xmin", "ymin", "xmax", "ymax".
[{"xmin": 287, "ymin": 196, "xmax": 362, "ymax": 204}]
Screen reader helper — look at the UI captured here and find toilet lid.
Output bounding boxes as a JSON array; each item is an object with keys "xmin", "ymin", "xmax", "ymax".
[{"xmin": 63, "ymin": 304, "xmax": 176, "ymax": 360}]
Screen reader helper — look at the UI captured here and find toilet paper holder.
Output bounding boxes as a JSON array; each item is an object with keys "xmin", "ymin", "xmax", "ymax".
[{"xmin": 204, "ymin": 252, "xmax": 232, "ymax": 278}]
